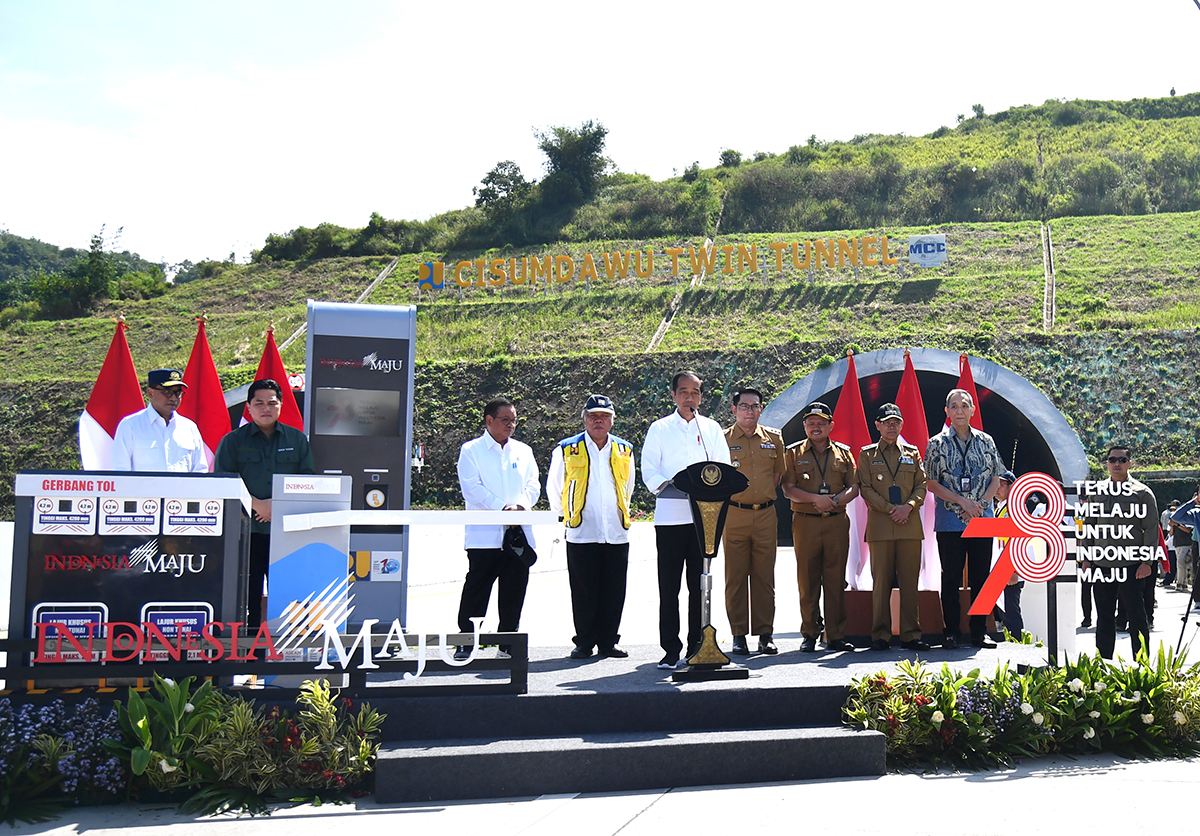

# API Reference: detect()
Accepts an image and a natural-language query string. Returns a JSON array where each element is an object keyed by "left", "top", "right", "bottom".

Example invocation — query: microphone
[{"left": 688, "top": 405, "right": 711, "bottom": 459}]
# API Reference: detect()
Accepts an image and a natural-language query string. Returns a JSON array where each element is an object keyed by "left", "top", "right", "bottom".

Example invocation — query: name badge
[
  {"left": 889, "top": 486, "right": 902, "bottom": 504},
  {"left": 960, "top": 476, "right": 972, "bottom": 492}
]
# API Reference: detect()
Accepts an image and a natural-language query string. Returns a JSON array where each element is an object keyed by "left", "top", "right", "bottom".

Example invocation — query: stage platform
[{"left": 370, "top": 640, "right": 1046, "bottom": 803}]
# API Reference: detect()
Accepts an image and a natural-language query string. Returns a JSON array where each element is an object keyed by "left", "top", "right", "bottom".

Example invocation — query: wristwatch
[{"left": 831, "top": 494, "right": 840, "bottom": 507}]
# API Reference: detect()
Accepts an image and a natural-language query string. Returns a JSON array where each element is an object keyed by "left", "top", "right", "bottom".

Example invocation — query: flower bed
[
  {"left": 0, "top": 676, "right": 384, "bottom": 823},
  {"left": 844, "top": 647, "right": 1200, "bottom": 769}
]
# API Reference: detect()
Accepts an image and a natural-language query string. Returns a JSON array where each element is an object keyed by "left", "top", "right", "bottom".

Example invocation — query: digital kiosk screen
[{"left": 311, "top": 387, "right": 401, "bottom": 437}]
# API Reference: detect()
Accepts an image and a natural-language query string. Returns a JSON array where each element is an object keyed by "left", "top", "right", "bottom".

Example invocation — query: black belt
[
  {"left": 794, "top": 511, "right": 845, "bottom": 518},
  {"left": 731, "top": 499, "right": 774, "bottom": 511}
]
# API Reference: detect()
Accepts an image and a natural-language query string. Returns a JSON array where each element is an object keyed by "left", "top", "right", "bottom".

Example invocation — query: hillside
[{"left": 1, "top": 209, "right": 1199, "bottom": 519}]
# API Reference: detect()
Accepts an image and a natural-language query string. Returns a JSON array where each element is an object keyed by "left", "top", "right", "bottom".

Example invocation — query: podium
[
  {"left": 669, "top": 461, "right": 750, "bottom": 683},
  {"left": 9, "top": 470, "right": 250, "bottom": 666}
]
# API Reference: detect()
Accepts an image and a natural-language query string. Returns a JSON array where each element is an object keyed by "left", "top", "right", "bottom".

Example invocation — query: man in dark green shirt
[{"left": 215, "top": 379, "right": 315, "bottom": 628}]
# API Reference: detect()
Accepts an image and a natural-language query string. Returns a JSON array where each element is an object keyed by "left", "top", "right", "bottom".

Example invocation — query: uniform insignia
[
  {"left": 729, "top": 445, "right": 742, "bottom": 451},
  {"left": 802, "top": 473, "right": 810, "bottom": 480},
  {"left": 877, "top": 473, "right": 884, "bottom": 480},
  {"left": 900, "top": 456, "right": 914, "bottom": 464},
  {"left": 761, "top": 443, "right": 776, "bottom": 449},
  {"left": 733, "top": 461, "right": 741, "bottom": 468}
]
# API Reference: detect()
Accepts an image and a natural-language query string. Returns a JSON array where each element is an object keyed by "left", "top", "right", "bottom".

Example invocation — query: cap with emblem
[
  {"left": 147, "top": 368, "right": 187, "bottom": 389},
  {"left": 875, "top": 403, "right": 902, "bottom": 421},
  {"left": 582, "top": 394, "right": 615, "bottom": 417},
  {"left": 801, "top": 401, "right": 832, "bottom": 421},
  {"left": 999, "top": 470, "right": 1017, "bottom": 483}
]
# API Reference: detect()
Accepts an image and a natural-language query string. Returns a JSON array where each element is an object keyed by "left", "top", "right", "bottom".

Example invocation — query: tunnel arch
[{"left": 760, "top": 347, "right": 1088, "bottom": 484}]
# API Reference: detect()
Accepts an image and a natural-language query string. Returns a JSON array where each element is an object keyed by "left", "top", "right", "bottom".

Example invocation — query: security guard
[
  {"left": 722, "top": 387, "right": 785, "bottom": 655},
  {"left": 857, "top": 403, "right": 929, "bottom": 651},
  {"left": 781, "top": 401, "right": 859, "bottom": 653},
  {"left": 214, "top": 378, "right": 315, "bottom": 629}
]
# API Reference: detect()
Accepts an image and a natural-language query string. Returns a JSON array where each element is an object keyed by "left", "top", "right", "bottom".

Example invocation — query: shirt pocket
[
  {"left": 236, "top": 448, "right": 263, "bottom": 465},
  {"left": 276, "top": 449, "right": 301, "bottom": 464}
]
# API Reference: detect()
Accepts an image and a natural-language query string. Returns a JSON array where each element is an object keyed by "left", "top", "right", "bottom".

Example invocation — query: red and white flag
[
  {"left": 830, "top": 351, "right": 873, "bottom": 587},
  {"left": 79, "top": 317, "right": 144, "bottom": 470},
  {"left": 240, "top": 326, "right": 303, "bottom": 430},
  {"left": 895, "top": 350, "right": 941, "bottom": 589},
  {"left": 177, "top": 317, "right": 230, "bottom": 471},
  {"left": 946, "top": 352, "right": 984, "bottom": 430}
]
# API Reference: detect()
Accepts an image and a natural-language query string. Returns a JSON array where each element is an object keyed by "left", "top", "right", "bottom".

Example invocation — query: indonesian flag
[
  {"left": 946, "top": 352, "right": 984, "bottom": 430},
  {"left": 177, "top": 317, "right": 230, "bottom": 471},
  {"left": 240, "top": 326, "right": 303, "bottom": 429},
  {"left": 830, "top": 352, "right": 873, "bottom": 588},
  {"left": 79, "top": 318, "right": 144, "bottom": 470},
  {"left": 895, "top": 351, "right": 941, "bottom": 589}
]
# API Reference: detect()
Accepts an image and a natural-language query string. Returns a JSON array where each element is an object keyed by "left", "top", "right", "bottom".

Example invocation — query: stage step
[{"left": 375, "top": 725, "right": 885, "bottom": 803}]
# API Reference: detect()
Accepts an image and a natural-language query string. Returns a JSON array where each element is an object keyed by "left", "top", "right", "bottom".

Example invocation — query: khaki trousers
[
  {"left": 722, "top": 506, "right": 777, "bottom": 636},
  {"left": 792, "top": 513, "right": 849, "bottom": 641},
  {"left": 868, "top": 539, "right": 923, "bottom": 643}
]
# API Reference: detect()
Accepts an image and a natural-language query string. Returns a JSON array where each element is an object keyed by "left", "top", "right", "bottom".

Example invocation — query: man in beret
[
  {"left": 548, "top": 394, "right": 636, "bottom": 660},
  {"left": 111, "top": 368, "right": 208, "bottom": 473},
  {"left": 858, "top": 403, "right": 929, "bottom": 651},
  {"left": 781, "top": 401, "right": 860, "bottom": 653}
]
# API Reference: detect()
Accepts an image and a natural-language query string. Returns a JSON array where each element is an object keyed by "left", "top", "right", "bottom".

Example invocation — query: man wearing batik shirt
[{"left": 924, "top": 388, "right": 1006, "bottom": 649}]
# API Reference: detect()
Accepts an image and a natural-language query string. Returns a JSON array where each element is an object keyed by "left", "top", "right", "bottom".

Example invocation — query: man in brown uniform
[
  {"left": 722, "top": 387, "right": 785, "bottom": 655},
  {"left": 857, "top": 403, "right": 930, "bottom": 651},
  {"left": 781, "top": 401, "right": 860, "bottom": 653}
]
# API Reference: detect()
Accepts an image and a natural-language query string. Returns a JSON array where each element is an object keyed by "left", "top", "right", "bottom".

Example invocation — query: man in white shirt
[
  {"left": 641, "top": 371, "right": 731, "bottom": 670},
  {"left": 111, "top": 368, "right": 208, "bottom": 473},
  {"left": 548, "top": 395, "right": 636, "bottom": 660},
  {"left": 455, "top": 397, "right": 541, "bottom": 658}
]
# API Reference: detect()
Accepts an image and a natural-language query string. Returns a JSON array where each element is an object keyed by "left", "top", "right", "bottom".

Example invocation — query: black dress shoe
[
  {"left": 600, "top": 646, "right": 628, "bottom": 658},
  {"left": 902, "top": 639, "right": 932, "bottom": 651},
  {"left": 686, "top": 642, "right": 701, "bottom": 660},
  {"left": 1079, "top": 618, "right": 1092, "bottom": 629},
  {"left": 569, "top": 645, "right": 594, "bottom": 659},
  {"left": 826, "top": 639, "right": 856, "bottom": 652},
  {"left": 800, "top": 636, "right": 817, "bottom": 652},
  {"left": 971, "top": 636, "right": 997, "bottom": 649},
  {"left": 942, "top": 636, "right": 959, "bottom": 649},
  {"left": 871, "top": 639, "right": 891, "bottom": 651},
  {"left": 757, "top": 635, "right": 778, "bottom": 655},
  {"left": 731, "top": 635, "right": 750, "bottom": 655}
]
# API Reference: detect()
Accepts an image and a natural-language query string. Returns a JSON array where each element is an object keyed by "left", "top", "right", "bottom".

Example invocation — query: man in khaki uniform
[
  {"left": 781, "top": 401, "right": 860, "bottom": 653},
  {"left": 722, "top": 387, "right": 785, "bottom": 655},
  {"left": 857, "top": 403, "right": 929, "bottom": 651}
]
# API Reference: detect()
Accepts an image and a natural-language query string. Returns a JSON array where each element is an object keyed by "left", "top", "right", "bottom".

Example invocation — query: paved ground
[{"left": 23, "top": 752, "right": 1200, "bottom": 836}]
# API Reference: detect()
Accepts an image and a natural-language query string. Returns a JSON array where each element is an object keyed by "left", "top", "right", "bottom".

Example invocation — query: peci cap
[
  {"left": 875, "top": 403, "right": 902, "bottom": 421},
  {"left": 801, "top": 401, "right": 832, "bottom": 421},
  {"left": 147, "top": 368, "right": 187, "bottom": 389},
  {"left": 999, "top": 470, "right": 1017, "bottom": 483},
  {"left": 582, "top": 394, "right": 616, "bottom": 417}
]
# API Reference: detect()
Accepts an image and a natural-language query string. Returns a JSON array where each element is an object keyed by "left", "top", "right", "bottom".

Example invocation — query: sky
[{"left": 1, "top": 0, "right": 1198, "bottom": 266}]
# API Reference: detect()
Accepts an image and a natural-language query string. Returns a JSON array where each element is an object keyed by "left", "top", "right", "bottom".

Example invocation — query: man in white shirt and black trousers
[
  {"left": 455, "top": 397, "right": 541, "bottom": 659},
  {"left": 641, "top": 371, "right": 732, "bottom": 670},
  {"left": 111, "top": 368, "right": 208, "bottom": 473}
]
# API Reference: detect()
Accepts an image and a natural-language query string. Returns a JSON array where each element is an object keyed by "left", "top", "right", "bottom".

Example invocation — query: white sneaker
[{"left": 496, "top": 649, "right": 512, "bottom": 660}]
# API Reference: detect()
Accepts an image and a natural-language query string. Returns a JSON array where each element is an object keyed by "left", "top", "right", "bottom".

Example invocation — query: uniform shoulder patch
[{"left": 833, "top": 440, "right": 851, "bottom": 452}]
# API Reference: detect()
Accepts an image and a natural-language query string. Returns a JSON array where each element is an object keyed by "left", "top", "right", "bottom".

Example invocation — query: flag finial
[
  {"left": 903, "top": 347, "right": 910, "bottom": 357},
  {"left": 195, "top": 313, "right": 208, "bottom": 325},
  {"left": 845, "top": 348, "right": 853, "bottom": 357},
  {"left": 267, "top": 321, "right": 275, "bottom": 335}
]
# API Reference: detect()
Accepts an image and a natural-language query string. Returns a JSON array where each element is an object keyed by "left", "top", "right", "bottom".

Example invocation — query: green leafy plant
[{"left": 105, "top": 675, "right": 222, "bottom": 792}]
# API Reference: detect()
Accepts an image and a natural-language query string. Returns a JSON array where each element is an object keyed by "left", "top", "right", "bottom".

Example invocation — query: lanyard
[
  {"left": 813, "top": 445, "right": 832, "bottom": 488},
  {"left": 952, "top": 432, "right": 974, "bottom": 479},
  {"left": 875, "top": 445, "right": 901, "bottom": 486}
]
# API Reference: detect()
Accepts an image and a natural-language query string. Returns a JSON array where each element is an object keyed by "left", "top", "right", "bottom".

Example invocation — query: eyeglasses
[
  {"left": 151, "top": 387, "right": 183, "bottom": 397},
  {"left": 491, "top": 416, "right": 518, "bottom": 425},
  {"left": 1107, "top": 456, "right": 1129, "bottom": 464},
  {"left": 736, "top": 403, "right": 763, "bottom": 412}
]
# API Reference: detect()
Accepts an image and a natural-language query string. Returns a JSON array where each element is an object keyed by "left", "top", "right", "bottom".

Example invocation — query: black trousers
[
  {"left": 247, "top": 532, "right": 271, "bottom": 629},
  {"left": 656, "top": 524, "right": 703, "bottom": 658},
  {"left": 567, "top": 541, "right": 629, "bottom": 651},
  {"left": 457, "top": 547, "right": 531, "bottom": 635},
  {"left": 937, "top": 530, "right": 993, "bottom": 640},
  {"left": 1093, "top": 573, "right": 1150, "bottom": 660},
  {"left": 1081, "top": 580, "right": 1097, "bottom": 621}
]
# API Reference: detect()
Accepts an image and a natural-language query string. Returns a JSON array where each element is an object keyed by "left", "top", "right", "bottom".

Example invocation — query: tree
[
  {"left": 473, "top": 161, "right": 533, "bottom": 221},
  {"left": 719, "top": 149, "right": 742, "bottom": 168},
  {"left": 534, "top": 120, "right": 609, "bottom": 208},
  {"left": 31, "top": 230, "right": 118, "bottom": 318},
  {"left": 972, "top": 103, "right": 985, "bottom": 118}
]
